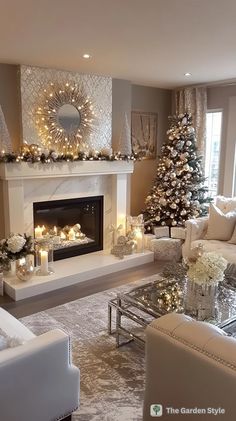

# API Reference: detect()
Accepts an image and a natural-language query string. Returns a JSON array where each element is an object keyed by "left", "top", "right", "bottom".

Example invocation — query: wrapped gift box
[
  {"left": 153, "top": 226, "right": 170, "bottom": 238},
  {"left": 150, "top": 238, "right": 183, "bottom": 261},
  {"left": 170, "top": 227, "right": 186, "bottom": 240}
]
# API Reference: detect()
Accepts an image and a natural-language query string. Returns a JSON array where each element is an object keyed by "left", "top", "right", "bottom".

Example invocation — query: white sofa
[
  {"left": 144, "top": 313, "right": 236, "bottom": 420},
  {"left": 0, "top": 307, "right": 80, "bottom": 421},
  {"left": 182, "top": 196, "right": 236, "bottom": 263}
]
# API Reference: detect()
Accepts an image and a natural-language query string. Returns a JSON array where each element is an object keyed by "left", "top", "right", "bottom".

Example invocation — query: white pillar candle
[
  {"left": 40, "top": 250, "right": 48, "bottom": 274},
  {"left": 19, "top": 257, "right": 26, "bottom": 266},
  {"left": 68, "top": 228, "right": 76, "bottom": 241},
  {"left": 35, "top": 225, "right": 43, "bottom": 239},
  {"left": 53, "top": 226, "right": 57, "bottom": 235},
  {"left": 135, "top": 230, "right": 143, "bottom": 253}
]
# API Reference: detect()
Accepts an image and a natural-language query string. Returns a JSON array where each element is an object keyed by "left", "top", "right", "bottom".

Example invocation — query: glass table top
[{"left": 117, "top": 277, "right": 236, "bottom": 328}]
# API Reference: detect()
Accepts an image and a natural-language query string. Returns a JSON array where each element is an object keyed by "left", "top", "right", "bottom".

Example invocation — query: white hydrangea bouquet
[
  {"left": 0, "top": 233, "right": 34, "bottom": 270},
  {"left": 187, "top": 247, "right": 227, "bottom": 285}
]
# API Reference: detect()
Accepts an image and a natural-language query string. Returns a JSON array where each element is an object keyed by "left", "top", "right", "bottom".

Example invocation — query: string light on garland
[
  {"left": 0, "top": 144, "right": 141, "bottom": 164},
  {"left": 35, "top": 82, "right": 96, "bottom": 154}
]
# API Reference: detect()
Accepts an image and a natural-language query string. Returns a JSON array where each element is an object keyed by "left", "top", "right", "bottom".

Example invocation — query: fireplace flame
[
  {"left": 60, "top": 231, "right": 66, "bottom": 240},
  {"left": 68, "top": 228, "right": 76, "bottom": 241}
]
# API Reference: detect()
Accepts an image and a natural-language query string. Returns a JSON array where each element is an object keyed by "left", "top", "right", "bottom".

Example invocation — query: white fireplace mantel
[
  {"left": 0, "top": 161, "right": 134, "bottom": 241},
  {"left": 0, "top": 160, "right": 134, "bottom": 180}
]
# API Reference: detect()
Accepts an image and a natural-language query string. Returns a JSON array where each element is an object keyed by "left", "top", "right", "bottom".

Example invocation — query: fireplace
[{"left": 33, "top": 196, "right": 103, "bottom": 261}]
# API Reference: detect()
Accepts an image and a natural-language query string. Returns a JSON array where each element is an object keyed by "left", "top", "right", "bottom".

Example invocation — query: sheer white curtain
[{"left": 175, "top": 87, "right": 207, "bottom": 156}]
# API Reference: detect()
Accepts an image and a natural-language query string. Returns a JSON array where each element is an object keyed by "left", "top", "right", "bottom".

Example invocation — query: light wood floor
[{"left": 0, "top": 261, "right": 163, "bottom": 319}]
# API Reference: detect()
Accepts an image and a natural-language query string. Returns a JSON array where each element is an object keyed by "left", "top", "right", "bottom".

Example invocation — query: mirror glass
[{"left": 57, "top": 104, "right": 81, "bottom": 133}]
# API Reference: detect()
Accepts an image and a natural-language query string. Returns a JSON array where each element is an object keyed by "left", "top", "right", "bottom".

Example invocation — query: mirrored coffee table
[{"left": 108, "top": 277, "right": 236, "bottom": 347}]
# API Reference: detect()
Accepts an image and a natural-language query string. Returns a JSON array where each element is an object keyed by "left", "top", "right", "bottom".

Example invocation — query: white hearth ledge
[
  {"left": 4, "top": 250, "right": 154, "bottom": 301},
  {"left": 0, "top": 161, "right": 134, "bottom": 180}
]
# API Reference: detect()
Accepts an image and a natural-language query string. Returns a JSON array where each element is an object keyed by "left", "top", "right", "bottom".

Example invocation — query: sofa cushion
[
  {"left": 215, "top": 196, "right": 236, "bottom": 213},
  {"left": 0, "top": 308, "right": 35, "bottom": 342},
  {"left": 205, "top": 204, "right": 236, "bottom": 241},
  {"left": 228, "top": 223, "right": 236, "bottom": 244},
  {"left": 192, "top": 239, "right": 236, "bottom": 264}
]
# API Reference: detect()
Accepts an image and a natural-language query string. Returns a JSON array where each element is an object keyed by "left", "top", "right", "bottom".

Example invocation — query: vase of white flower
[
  {"left": 0, "top": 233, "right": 34, "bottom": 277},
  {"left": 185, "top": 279, "right": 218, "bottom": 320},
  {"left": 185, "top": 251, "right": 227, "bottom": 321}
]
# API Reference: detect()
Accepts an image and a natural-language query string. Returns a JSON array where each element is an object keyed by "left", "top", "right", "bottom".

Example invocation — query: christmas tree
[{"left": 143, "top": 113, "right": 209, "bottom": 232}]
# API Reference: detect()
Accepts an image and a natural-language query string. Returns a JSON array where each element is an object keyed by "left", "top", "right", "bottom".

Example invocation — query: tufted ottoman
[{"left": 150, "top": 237, "right": 183, "bottom": 261}]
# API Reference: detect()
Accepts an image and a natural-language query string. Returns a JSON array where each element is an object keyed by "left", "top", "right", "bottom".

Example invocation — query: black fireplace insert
[{"left": 33, "top": 196, "right": 103, "bottom": 261}]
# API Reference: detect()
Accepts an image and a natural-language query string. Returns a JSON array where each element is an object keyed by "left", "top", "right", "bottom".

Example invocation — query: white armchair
[
  {"left": 182, "top": 196, "right": 236, "bottom": 263},
  {"left": 143, "top": 313, "right": 236, "bottom": 420},
  {"left": 0, "top": 308, "right": 79, "bottom": 421},
  {"left": 182, "top": 216, "right": 208, "bottom": 258}
]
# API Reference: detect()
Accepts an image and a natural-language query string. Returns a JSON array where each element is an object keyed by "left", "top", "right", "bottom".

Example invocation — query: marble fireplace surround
[
  {"left": 0, "top": 161, "right": 154, "bottom": 300},
  {"left": 0, "top": 160, "right": 133, "bottom": 244}
]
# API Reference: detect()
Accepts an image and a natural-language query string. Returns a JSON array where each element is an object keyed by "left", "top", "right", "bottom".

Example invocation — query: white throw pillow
[
  {"left": 215, "top": 196, "right": 236, "bottom": 214},
  {"left": 205, "top": 204, "right": 236, "bottom": 241},
  {"left": 228, "top": 224, "right": 236, "bottom": 244},
  {"left": 0, "top": 328, "right": 25, "bottom": 350}
]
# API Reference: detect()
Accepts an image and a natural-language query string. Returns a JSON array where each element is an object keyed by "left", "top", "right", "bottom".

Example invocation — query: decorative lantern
[
  {"left": 127, "top": 214, "right": 144, "bottom": 253},
  {"left": 35, "top": 238, "right": 54, "bottom": 276}
]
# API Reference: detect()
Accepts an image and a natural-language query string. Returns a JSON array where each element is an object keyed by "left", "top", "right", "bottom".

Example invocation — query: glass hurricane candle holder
[
  {"left": 35, "top": 238, "right": 54, "bottom": 276},
  {"left": 132, "top": 224, "right": 144, "bottom": 253},
  {"left": 127, "top": 215, "right": 145, "bottom": 254}
]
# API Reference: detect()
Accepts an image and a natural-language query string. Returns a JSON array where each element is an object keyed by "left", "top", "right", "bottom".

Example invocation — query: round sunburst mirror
[{"left": 35, "top": 82, "right": 96, "bottom": 154}]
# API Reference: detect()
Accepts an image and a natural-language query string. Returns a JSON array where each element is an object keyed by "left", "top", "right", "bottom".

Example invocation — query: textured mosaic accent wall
[{"left": 20, "top": 65, "right": 112, "bottom": 151}]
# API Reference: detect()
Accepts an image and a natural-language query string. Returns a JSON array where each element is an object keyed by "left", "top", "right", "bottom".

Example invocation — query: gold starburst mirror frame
[{"left": 35, "top": 82, "right": 96, "bottom": 154}]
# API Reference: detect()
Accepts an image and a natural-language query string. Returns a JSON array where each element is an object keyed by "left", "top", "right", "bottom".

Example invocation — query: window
[{"left": 205, "top": 111, "right": 222, "bottom": 197}]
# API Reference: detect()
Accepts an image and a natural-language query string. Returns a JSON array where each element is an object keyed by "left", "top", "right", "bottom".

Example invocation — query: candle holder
[
  {"left": 35, "top": 238, "right": 54, "bottom": 276},
  {"left": 127, "top": 215, "right": 145, "bottom": 253}
]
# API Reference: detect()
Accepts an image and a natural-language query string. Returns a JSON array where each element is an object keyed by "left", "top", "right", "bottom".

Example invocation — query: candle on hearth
[
  {"left": 35, "top": 225, "right": 43, "bottom": 239},
  {"left": 18, "top": 257, "right": 26, "bottom": 266},
  {"left": 53, "top": 226, "right": 57, "bottom": 235},
  {"left": 135, "top": 229, "right": 143, "bottom": 253},
  {"left": 68, "top": 228, "right": 76, "bottom": 241},
  {"left": 40, "top": 250, "right": 48, "bottom": 274}
]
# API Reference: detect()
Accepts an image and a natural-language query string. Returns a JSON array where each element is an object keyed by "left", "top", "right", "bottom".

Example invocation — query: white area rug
[{"left": 21, "top": 274, "right": 160, "bottom": 421}]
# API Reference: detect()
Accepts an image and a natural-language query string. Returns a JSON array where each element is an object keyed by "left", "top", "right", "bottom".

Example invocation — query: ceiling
[{"left": 0, "top": 0, "right": 236, "bottom": 89}]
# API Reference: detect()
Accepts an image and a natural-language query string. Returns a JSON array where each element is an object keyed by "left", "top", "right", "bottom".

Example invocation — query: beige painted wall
[
  {"left": 207, "top": 85, "right": 236, "bottom": 195},
  {"left": 0, "top": 64, "right": 21, "bottom": 150},
  {"left": 131, "top": 85, "right": 172, "bottom": 215},
  {"left": 0, "top": 67, "right": 172, "bottom": 218},
  {"left": 112, "top": 79, "right": 131, "bottom": 152}
]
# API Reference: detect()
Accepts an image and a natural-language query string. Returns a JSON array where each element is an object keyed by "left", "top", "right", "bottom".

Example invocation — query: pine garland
[{"left": 0, "top": 149, "right": 140, "bottom": 164}]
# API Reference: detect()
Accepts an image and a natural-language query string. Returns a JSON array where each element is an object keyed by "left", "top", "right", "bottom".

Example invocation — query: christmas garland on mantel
[{"left": 0, "top": 145, "right": 141, "bottom": 164}]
